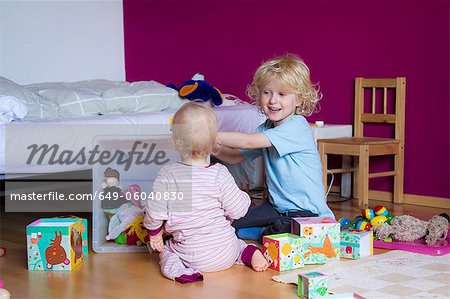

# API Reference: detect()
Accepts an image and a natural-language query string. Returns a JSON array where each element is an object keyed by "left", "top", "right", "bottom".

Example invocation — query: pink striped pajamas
[{"left": 143, "top": 163, "right": 256, "bottom": 282}]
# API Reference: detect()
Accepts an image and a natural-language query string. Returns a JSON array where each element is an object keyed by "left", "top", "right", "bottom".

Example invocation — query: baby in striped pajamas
[{"left": 143, "top": 102, "right": 268, "bottom": 284}]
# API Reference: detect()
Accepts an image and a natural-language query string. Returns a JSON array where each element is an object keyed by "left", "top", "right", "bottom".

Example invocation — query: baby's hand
[{"left": 149, "top": 229, "right": 165, "bottom": 252}]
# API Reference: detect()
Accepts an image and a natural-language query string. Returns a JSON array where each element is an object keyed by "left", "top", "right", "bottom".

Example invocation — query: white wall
[{"left": 0, "top": 0, "right": 125, "bottom": 84}]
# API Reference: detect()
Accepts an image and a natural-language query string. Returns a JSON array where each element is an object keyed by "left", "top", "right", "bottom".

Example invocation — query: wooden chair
[{"left": 317, "top": 77, "right": 406, "bottom": 209}]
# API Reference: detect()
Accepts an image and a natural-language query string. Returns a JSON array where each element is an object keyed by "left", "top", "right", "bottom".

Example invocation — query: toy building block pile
[
  {"left": 262, "top": 209, "right": 398, "bottom": 270},
  {"left": 263, "top": 217, "right": 341, "bottom": 271}
]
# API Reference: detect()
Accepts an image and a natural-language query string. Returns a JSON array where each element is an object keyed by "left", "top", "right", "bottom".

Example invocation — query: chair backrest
[{"left": 354, "top": 77, "right": 406, "bottom": 145}]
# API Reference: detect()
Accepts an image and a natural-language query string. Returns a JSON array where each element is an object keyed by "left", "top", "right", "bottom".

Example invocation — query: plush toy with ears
[
  {"left": 373, "top": 213, "right": 449, "bottom": 245},
  {"left": 167, "top": 73, "right": 223, "bottom": 106}
]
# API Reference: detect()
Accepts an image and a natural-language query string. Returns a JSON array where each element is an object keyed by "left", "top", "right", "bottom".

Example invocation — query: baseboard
[
  {"left": 330, "top": 186, "right": 450, "bottom": 209},
  {"left": 369, "top": 190, "right": 450, "bottom": 209}
]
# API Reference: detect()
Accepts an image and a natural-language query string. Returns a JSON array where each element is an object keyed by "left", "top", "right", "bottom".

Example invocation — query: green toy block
[{"left": 298, "top": 271, "right": 329, "bottom": 298}]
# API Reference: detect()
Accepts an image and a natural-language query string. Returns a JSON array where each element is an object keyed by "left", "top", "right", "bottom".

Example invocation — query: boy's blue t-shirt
[{"left": 241, "top": 115, "right": 334, "bottom": 218}]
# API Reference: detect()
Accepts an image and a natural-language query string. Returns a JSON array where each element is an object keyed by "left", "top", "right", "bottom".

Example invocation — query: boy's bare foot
[{"left": 251, "top": 250, "right": 268, "bottom": 272}]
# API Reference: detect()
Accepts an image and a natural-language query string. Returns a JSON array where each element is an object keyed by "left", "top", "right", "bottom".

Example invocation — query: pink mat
[{"left": 373, "top": 229, "right": 450, "bottom": 255}]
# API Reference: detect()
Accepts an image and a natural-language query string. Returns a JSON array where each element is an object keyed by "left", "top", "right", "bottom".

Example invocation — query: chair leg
[
  {"left": 341, "top": 155, "right": 352, "bottom": 198},
  {"left": 318, "top": 143, "right": 328, "bottom": 196},
  {"left": 393, "top": 146, "right": 405, "bottom": 204},
  {"left": 358, "top": 145, "right": 369, "bottom": 209},
  {"left": 353, "top": 155, "right": 359, "bottom": 200}
]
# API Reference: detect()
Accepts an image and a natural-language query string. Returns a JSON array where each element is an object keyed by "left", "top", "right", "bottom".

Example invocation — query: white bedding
[
  {"left": 0, "top": 96, "right": 27, "bottom": 123},
  {"left": 0, "top": 76, "right": 249, "bottom": 122}
]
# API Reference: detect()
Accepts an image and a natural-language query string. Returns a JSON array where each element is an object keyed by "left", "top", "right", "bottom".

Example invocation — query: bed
[{"left": 0, "top": 76, "right": 265, "bottom": 189}]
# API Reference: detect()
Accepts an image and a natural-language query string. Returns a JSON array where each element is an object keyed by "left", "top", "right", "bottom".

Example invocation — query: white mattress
[{"left": 1, "top": 104, "right": 265, "bottom": 177}]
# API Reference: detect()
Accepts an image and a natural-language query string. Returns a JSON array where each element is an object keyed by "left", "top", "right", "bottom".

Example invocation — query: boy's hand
[{"left": 149, "top": 229, "right": 165, "bottom": 252}]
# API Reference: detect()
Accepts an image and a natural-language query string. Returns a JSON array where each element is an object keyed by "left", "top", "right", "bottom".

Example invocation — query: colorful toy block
[
  {"left": 262, "top": 233, "right": 305, "bottom": 271},
  {"left": 298, "top": 271, "right": 329, "bottom": 298},
  {"left": 27, "top": 217, "right": 88, "bottom": 271},
  {"left": 340, "top": 229, "right": 373, "bottom": 259},
  {"left": 291, "top": 217, "right": 340, "bottom": 264}
]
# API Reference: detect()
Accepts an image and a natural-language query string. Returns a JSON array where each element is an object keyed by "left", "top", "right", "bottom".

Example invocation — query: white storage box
[{"left": 92, "top": 135, "right": 180, "bottom": 253}]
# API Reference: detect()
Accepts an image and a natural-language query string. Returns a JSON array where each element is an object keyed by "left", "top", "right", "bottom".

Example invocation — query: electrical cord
[{"left": 326, "top": 169, "right": 334, "bottom": 197}]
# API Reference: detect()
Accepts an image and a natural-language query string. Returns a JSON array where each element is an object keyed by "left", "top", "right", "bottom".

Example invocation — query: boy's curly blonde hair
[
  {"left": 246, "top": 54, "right": 322, "bottom": 116},
  {"left": 171, "top": 102, "right": 218, "bottom": 160}
]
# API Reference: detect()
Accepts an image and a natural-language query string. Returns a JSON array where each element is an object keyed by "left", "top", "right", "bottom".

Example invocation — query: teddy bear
[
  {"left": 167, "top": 73, "right": 223, "bottom": 106},
  {"left": 373, "top": 213, "right": 449, "bottom": 245}
]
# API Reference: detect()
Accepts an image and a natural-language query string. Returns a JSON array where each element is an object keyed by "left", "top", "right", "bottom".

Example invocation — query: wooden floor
[{"left": 0, "top": 195, "right": 448, "bottom": 299}]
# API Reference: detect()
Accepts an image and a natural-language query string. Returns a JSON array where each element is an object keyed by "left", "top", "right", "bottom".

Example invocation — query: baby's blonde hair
[
  {"left": 247, "top": 53, "right": 322, "bottom": 116},
  {"left": 172, "top": 102, "right": 218, "bottom": 160}
]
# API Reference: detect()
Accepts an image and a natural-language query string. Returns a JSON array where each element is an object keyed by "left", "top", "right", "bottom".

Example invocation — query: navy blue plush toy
[{"left": 167, "top": 73, "right": 223, "bottom": 106}]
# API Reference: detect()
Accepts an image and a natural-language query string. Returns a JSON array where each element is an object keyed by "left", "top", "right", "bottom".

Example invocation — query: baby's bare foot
[{"left": 251, "top": 250, "right": 268, "bottom": 272}]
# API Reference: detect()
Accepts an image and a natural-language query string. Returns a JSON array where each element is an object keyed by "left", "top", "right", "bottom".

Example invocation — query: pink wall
[{"left": 123, "top": 0, "right": 449, "bottom": 199}]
